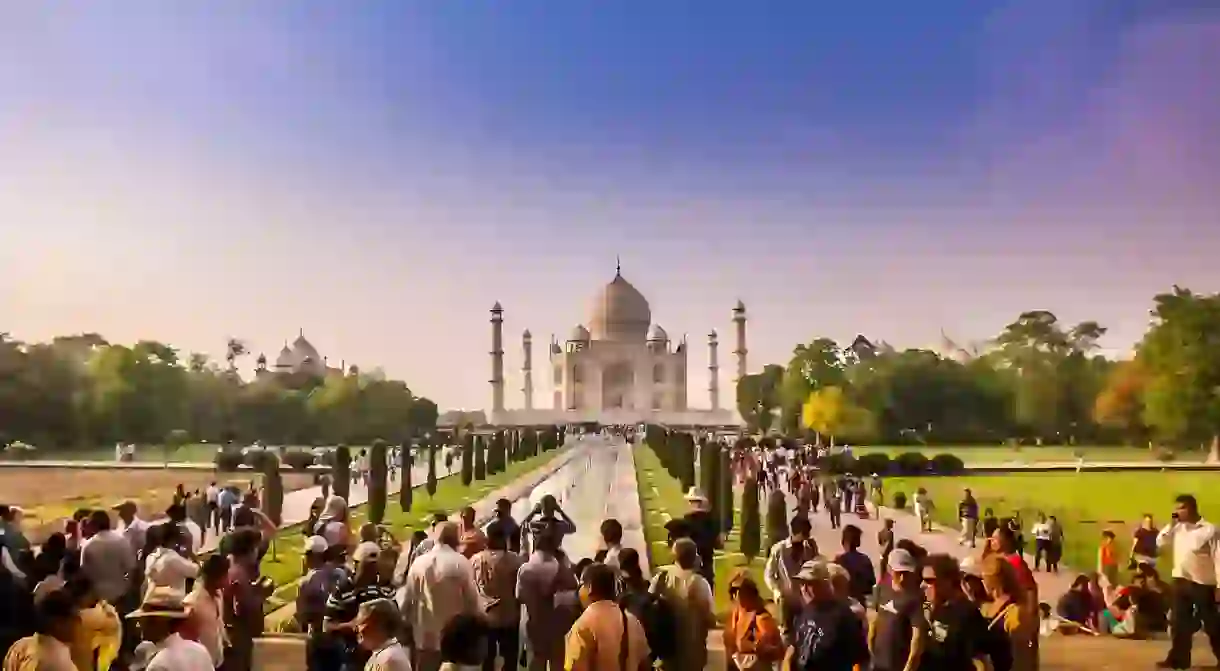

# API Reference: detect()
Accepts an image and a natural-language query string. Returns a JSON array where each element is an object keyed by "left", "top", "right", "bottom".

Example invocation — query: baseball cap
[
  {"left": 303, "top": 535, "right": 329, "bottom": 555},
  {"left": 353, "top": 541, "right": 381, "bottom": 563},
  {"left": 793, "top": 559, "right": 831, "bottom": 582},
  {"left": 887, "top": 548, "right": 917, "bottom": 574}
]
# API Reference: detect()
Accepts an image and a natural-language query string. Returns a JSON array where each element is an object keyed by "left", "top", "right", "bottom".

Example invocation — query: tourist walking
[
  {"left": 516, "top": 527, "right": 578, "bottom": 671},
  {"left": 1130, "top": 513, "right": 1159, "bottom": 568},
  {"left": 868, "top": 548, "right": 925, "bottom": 671},
  {"left": 3, "top": 589, "right": 80, "bottom": 671},
  {"left": 649, "top": 538, "right": 715, "bottom": 671},
  {"left": 402, "top": 523, "right": 480, "bottom": 671},
  {"left": 353, "top": 599, "right": 412, "bottom": 671},
  {"left": 979, "top": 554, "right": 1036, "bottom": 671},
  {"left": 184, "top": 554, "right": 228, "bottom": 669},
  {"left": 915, "top": 554, "right": 988, "bottom": 671},
  {"left": 958, "top": 489, "right": 979, "bottom": 548},
  {"left": 914, "top": 489, "right": 933, "bottom": 533},
  {"left": 763, "top": 516, "right": 818, "bottom": 640},
  {"left": 789, "top": 559, "right": 869, "bottom": 671},
  {"left": 79, "top": 510, "right": 135, "bottom": 608},
  {"left": 1030, "top": 514, "right": 1052, "bottom": 571},
  {"left": 471, "top": 524, "right": 523, "bottom": 671},
  {"left": 676, "top": 488, "right": 722, "bottom": 589},
  {"left": 126, "top": 586, "right": 215, "bottom": 671},
  {"left": 833, "top": 525, "right": 875, "bottom": 605},
  {"left": 564, "top": 563, "right": 651, "bottom": 671},
  {"left": 485, "top": 498, "right": 522, "bottom": 554},
  {"left": 1156, "top": 494, "right": 1220, "bottom": 670},
  {"left": 723, "top": 573, "right": 783, "bottom": 671},
  {"left": 224, "top": 529, "right": 272, "bottom": 671}
]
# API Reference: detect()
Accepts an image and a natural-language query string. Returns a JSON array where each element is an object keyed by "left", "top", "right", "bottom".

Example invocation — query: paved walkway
[{"left": 776, "top": 484, "right": 1076, "bottom": 602}]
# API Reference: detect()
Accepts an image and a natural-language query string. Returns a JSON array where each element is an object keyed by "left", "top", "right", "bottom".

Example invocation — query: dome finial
[{"left": 615, "top": 255, "right": 621, "bottom": 277}]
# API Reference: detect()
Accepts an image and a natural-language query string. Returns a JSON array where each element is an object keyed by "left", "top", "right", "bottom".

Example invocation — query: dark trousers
[
  {"left": 484, "top": 625, "right": 520, "bottom": 671},
  {"left": 1166, "top": 578, "right": 1220, "bottom": 668},
  {"left": 1033, "top": 539, "right": 1051, "bottom": 570},
  {"left": 828, "top": 506, "right": 841, "bottom": 529}
]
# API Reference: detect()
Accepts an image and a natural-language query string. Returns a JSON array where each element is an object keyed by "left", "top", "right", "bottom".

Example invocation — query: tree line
[
  {"left": 0, "top": 332, "right": 439, "bottom": 451},
  {"left": 736, "top": 286, "right": 1220, "bottom": 455}
]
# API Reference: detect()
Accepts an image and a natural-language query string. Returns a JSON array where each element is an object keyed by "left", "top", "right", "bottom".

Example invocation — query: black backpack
[{"left": 618, "top": 588, "right": 678, "bottom": 661}]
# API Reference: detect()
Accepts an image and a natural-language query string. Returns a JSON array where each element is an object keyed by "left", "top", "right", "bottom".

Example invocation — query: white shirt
[
  {"left": 145, "top": 547, "right": 200, "bottom": 593},
  {"left": 146, "top": 633, "right": 215, "bottom": 671},
  {"left": 182, "top": 520, "right": 203, "bottom": 555},
  {"left": 1031, "top": 522, "right": 1052, "bottom": 541},
  {"left": 1157, "top": 519, "right": 1220, "bottom": 585},
  {"left": 365, "top": 638, "right": 413, "bottom": 670},
  {"left": 206, "top": 486, "right": 219, "bottom": 504}
]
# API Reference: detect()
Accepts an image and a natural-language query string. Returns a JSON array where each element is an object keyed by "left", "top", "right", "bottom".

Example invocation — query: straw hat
[
  {"left": 126, "top": 586, "right": 191, "bottom": 619},
  {"left": 684, "top": 487, "right": 708, "bottom": 504}
]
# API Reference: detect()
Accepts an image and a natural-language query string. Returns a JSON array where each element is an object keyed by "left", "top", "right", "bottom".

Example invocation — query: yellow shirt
[
  {"left": 2, "top": 634, "right": 78, "bottom": 671},
  {"left": 70, "top": 602, "right": 122, "bottom": 671},
  {"left": 563, "top": 601, "right": 650, "bottom": 671}
]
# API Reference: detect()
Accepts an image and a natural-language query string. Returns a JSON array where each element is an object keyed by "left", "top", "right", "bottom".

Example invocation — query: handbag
[{"left": 731, "top": 614, "right": 763, "bottom": 671}]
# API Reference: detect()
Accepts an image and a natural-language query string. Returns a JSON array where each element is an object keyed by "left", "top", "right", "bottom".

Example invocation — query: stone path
[{"left": 776, "top": 484, "right": 1076, "bottom": 602}]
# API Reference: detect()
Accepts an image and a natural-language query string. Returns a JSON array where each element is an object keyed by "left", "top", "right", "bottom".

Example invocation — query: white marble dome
[{"left": 587, "top": 270, "right": 652, "bottom": 342}]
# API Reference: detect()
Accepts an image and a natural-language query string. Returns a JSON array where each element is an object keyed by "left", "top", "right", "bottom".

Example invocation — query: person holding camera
[{"left": 1155, "top": 494, "right": 1220, "bottom": 670}]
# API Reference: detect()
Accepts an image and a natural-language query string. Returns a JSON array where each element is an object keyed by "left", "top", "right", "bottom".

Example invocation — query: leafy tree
[
  {"left": 801, "top": 386, "right": 876, "bottom": 446},
  {"left": 1094, "top": 360, "right": 1149, "bottom": 444},
  {"left": 1137, "top": 287, "right": 1220, "bottom": 459},
  {"left": 736, "top": 364, "right": 784, "bottom": 434},
  {"left": 164, "top": 428, "right": 190, "bottom": 465}
]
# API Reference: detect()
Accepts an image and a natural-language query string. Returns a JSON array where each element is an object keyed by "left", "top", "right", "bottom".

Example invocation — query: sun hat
[
  {"left": 353, "top": 541, "right": 381, "bottom": 563},
  {"left": 959, "top": 555, "right": 982, "bottom": 577},
  {"left": 126, "top": 586, "right": 191, "bottom": 619},
  {"left": 684, "top": 487, "right": 708, "bottom": 504},
  {"left": 303, "top": 535, "right": 329, "bottom": 555},
  {"left": 887, "top": 548, "right": 918, "bottom": 574},
  {"left": 793, "top": 559, "right": 831, "bottom": 582}
]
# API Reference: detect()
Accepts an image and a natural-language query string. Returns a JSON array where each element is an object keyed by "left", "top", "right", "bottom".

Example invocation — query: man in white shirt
[
  {"left": 80, "top": 510, "right": 136, "bottom": 605},
  {"left": 1156, "top": 493, "right": 1220, "bottom": 670},
  {"left": 401, "top": 522, "right": 479, "bottom": 671}
]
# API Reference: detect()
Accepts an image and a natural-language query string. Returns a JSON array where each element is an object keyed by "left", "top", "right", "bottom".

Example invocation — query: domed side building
[
  {"left": 254, "top": 329, "right": 348, "bottom": 380},
  {"left": 486, "top": 263, "right": 746, "bottom": 427}
]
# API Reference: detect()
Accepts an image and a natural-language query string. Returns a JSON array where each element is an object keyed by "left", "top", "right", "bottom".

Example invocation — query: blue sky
[{"left": 2, "top": 1, "right": 1218, "bottom": 409}]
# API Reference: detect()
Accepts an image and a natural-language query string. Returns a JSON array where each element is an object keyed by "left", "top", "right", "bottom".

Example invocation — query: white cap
[
  {"left": 353, "top": 541, "right": 381, "bottom": 563},
  {"left": 887, "top": 548, "right": 917, "bottom": 573},
  {"left": 303, "top": 535, "right": 329, "bottom": 555}
]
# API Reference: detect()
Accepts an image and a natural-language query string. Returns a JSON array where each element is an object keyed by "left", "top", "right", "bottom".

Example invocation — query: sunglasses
[{"left": 920, "top": 575, "right": 937, "bottom": 584}]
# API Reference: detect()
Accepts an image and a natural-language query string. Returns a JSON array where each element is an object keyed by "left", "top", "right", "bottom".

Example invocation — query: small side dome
[
  {"left": 568, "top": 324, "right": 590, "bottom": 342},
  {"left": 647, "top": 324, "right": 668, "bottom": 341},
  {"left": 274, "top": 344, "right": 293, "bottom": 368}
]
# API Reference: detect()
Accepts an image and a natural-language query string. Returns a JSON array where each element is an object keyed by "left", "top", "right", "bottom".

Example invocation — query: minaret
[
  {"left": 490, "top": 302, "right": 505, "bottom": 413},
  {"left": 522, "top": 329, "right": 534, "bottom": 410},
  {"left": 708, "top": 330, "right": 720, "bottom": 411},
  {"left": 732, "top": 300, "right": 748, "bottom": 385}
]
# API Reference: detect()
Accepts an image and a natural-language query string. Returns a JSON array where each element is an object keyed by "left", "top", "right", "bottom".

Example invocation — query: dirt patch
[{"left": 1, "top": 468, "right": 314, "bottom": 544}]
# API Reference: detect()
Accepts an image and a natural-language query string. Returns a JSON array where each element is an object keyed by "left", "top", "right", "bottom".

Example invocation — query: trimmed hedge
[{"left": 282, "top": 450, "right": 316, "bottom": 471}]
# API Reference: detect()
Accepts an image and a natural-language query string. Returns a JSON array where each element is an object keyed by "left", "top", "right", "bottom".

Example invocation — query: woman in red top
[{"left": 991, "top": 524, "right": 1039, "bottom": 615}]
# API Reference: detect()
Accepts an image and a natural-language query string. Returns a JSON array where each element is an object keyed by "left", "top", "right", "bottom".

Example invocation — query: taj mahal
[{"left": 487, "top": 263, "right": 744, "bottom": 427}]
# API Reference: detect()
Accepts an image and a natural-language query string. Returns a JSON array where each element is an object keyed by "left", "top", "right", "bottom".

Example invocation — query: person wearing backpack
[
  {"left": 649, "top": 538, "right": 716, "bottom": 671},
  {"left": 616, "top": 549, "right": 677, "bottom": 664},
  {"left": 566, "top": 563, "right": 651, "bottom": 671}
]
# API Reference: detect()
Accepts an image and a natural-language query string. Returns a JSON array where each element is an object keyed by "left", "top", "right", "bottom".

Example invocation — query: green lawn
[
  {"left": 633, "top": 444, "right": 769, "bottom": 619},
  {"left": 852, "top": 445, "right": 1206, "bottom": 463},
  {"left": 4, "top": 443, "right": 224, "bottom": 463},
  {"left": 258, "top": 445, "right": 571, "bottom": 625},
  {"left": 884, "top": 471, "right": 1220, "bottom": 574}
]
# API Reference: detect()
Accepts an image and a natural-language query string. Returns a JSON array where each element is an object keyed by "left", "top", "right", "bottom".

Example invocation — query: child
[{"left": 1098, "top": 530, "right": 1120, "bottom": 594}]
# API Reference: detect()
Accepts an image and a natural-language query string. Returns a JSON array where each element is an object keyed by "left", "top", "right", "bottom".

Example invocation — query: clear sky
[{"left": 2, "top": 1, "right": 1218, "bottom": 410}]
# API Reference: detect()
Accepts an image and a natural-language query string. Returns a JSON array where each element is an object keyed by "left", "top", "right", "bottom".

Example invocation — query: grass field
[
  {"left": 884, "top": 471, "right": 1220, "bottom": 574},
  {"left": 1, "top": 468, "right": 315, "bottom": 545},
  {"left": 2, "top": 443, "right": 226, "bottom": 463},
  {"left": 852, "top": 445, "right": 1206, "bottom": 463},
  {"left": 634, "top": 444, "right": 769, "bottom": 619}
]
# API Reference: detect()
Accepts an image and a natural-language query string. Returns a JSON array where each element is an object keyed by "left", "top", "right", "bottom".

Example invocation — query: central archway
[{"left": 601, "top": 361, "right": 634, "bottom": 410}]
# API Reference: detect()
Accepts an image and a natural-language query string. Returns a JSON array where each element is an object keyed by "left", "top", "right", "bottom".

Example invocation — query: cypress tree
[
  {"left": 402, "top": 444, "right": 417, "bottom": 512},
  {"left": 719, "top": 446, "right": 734, "bottom": 534},
  {"left": 368, "top": 439, "right": 388, "bottom": 525},
  {"left": 698, "top": 439, "right": 717, "bottom": 503},
  {"left": 333, "top": 445, "right": 352, "bottom": 501},
  {"left": 741, "top": 476, "right": 761, "bottom": 561},
  {"left": 426, "top": 444, "right": 438, "bottom": 497},
  {"left": 262, "top": 452, "right": 284, "bottom": 527},
  {"left": 474, "top": 435, "right": 487, "bottom": 480},
  {"left": 678, "top": 433, "right": 696, "bottom": 492},
  {"left": 461, "top": 434, "right": 474, "bottom": 486},
  {"left": 766, "top": 489, "right": 789, "bottom": 549}
]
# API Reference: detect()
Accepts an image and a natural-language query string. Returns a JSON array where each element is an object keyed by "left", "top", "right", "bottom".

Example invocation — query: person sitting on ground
[
  {"left": 1129, "top": 564, "right": 1169, "bottom": 633},
  {"left": 1100, "top": 591, "right": 1141, "bottom": 639}
]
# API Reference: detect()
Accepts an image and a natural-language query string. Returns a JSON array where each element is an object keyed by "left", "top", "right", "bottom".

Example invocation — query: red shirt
[{"left": 1006, "top": 553, "right": 1037, "bottom": 592}]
